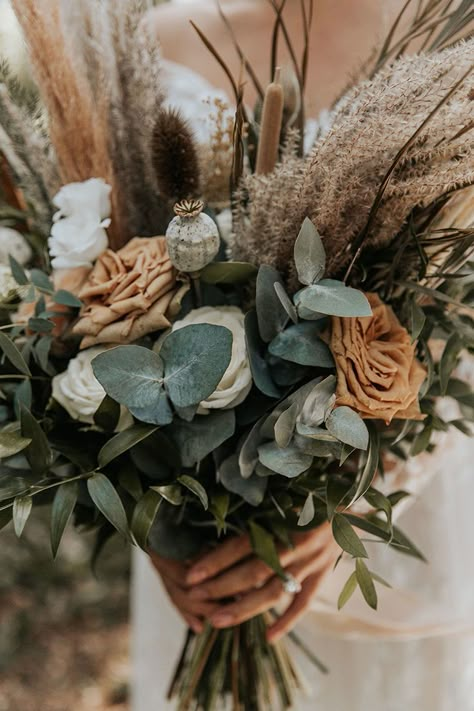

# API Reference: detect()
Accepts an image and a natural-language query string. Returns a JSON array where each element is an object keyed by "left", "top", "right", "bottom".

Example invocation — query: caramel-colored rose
[
  {"left": 73, "top": 237, "right": 188, "bottom": 348},
  {"left": 331, "top": 293, "right": 426, "bottom": 424}
]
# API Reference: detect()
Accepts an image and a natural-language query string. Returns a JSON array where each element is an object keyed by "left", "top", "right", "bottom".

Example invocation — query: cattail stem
[{"left": 255, "top": 68, "right": 284, "bottom": 175}]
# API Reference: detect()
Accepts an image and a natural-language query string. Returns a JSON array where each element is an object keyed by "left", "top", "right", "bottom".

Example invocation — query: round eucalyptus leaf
[
  {"left": 161, "top": 324, "right": 233, "bottom": 408},
  {"left": 166, "top": 410, "right": 235, "bottom": 468},
  {"left": 268, "top": 322, "right": 334, "bottom": 367},
  {"left": 219, "top": 454, "right": 267, "bottom": 506},
  {"left": 258, "top": 441, "right": 312, "bottom": 478},
  {"left": 326, "top": 406, "right": 369, "bottom": 450},
  {"left": 298, "top": 280, "right": 372, "bottom": 318}
]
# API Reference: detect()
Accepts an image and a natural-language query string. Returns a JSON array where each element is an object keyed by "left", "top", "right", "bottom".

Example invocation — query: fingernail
[
  {"left": 187, "top": 568, "right": 208, "bottom": 585},
  {"left": 210, "top": 613, "right": 234, "bottom": 628}
]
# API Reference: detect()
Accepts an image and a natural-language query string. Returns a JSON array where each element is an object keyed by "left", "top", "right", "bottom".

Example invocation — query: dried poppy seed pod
[{"left": 165, "top": 199, "right": 220, "bottom": 273}]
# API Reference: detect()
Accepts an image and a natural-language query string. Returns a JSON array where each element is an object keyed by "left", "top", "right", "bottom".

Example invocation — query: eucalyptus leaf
[
  {"left": 178, "top": 475, "right": 209, "bottom": 509},
  {"left": 249, "top": 521, "right": 284, "bottom": 576},
  {"left": 274, "top": 282, "right": 298, "bottom": 324},
  {"left": 298, "top": 280, "right": 372, "bottom": 318},
  {"left": 293, "top": 217, "right": 326, "bottom": 286},
  {"left": 130, "top": 430, "right": 180, "bottom": 481},
  {"left": 0, "top": 331, "right": 31, "bottom": 376},
  {"left": 92, "top": 346, "right": 169, "bottom": 424},
  {"left": 298, "top": 493, "right": 315, "bottom": 526},
  {"left": 131, "top": 489, "right": 162, "bottom": 549},
  {"left": 53, "top": 290, "right": 82, "bottom": 308},
  {"left": 326, "top": 406, "right": 369, "bottom": 450},
  {"left": 201, "top": 261, "right": 257, "bottom": 284},
  {"left": 9, "top": 255, "right": 29, "bottom": 285},
  {"left": 274, "top": 403, "right": 298, "bottom": 448},
  {"left": 34, "top": 336, "right": 52, "bottom": 373},
  {"left": 256, "top": 265, "right": 288, "bottom": 342},
  {"left": 161, "top": 324, "right": 233, "bottom": 408},
  {"left": 219, "top": 454, "right": 267, "bottom": 506},
  {"left": 332, "top": 513, "right": 368, "bottom": 558},
  {"left": 295, "top": 423, "right": 338, "bottom": 441},
  {"left": 299, "top": 375, "right": 336, "bottom": 427},
  {"left": 337, "top": 571, "right": 358, "bottom": 610},
  {"left": 166, "top": 410, "right": 235, "bottom": 468},
  {"left": 0, "top": 430, "right": 32, "bottom": 458},
  {"left": 51, "top": 481, "right": 78, "bottom": 557},
  {"left": 87, "top": 473, "right": 130, "bottom": 539},
  {"left": 269, "top": 322, "right": 334, "bottom": 368},
  {"left": 98, "top": 424, "right": 158, "bottom": 468},
  {"left": 94, "top": 394, "right": 121, "bottom": 432},
  {"left": 28, "top": 317, "right": 54, "bottom": 334},
  {"left": 30, "top": 269, "right": 54, "bottom": 293},
  {"left": 258, "top": 441, "right": 312, "bottom": 478},
  {"left": 238, "top": 414, "right": 266, "bottom": 479},
  {"left": 355, "top": 558, "right": 378, "bottom": 610},
  {"left": 244, "top": 310, "right": 281, "bottom": 399},
  {"left": 347, "top": 424, "right": 379, "bottom": 507},
  {"left": 13, "top": 495, "right": 32, "bottom": 537}
]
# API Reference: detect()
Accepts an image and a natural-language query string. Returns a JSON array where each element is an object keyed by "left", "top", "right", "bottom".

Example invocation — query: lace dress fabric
[{"left": 131, "top": 61, "right": 474, "bottom": 711}]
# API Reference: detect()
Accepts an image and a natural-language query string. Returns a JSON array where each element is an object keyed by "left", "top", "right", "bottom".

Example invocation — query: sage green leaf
[
  {"left": 161, "top": 324, "right": 233, "bottom": 408},
  {"left": 87, "top": 473, "right": 130, "bottom": 539},
  {"left": 14, "top": 379, "right": 32, "bottom": 418},
  {"left": 332, "top": 513, "right": 368, "bottom": 558},
  {"left": 118, "top": 467, "right": 143, "bottom": 502},
  {"left": 410, "top": 424, "right": 432, "bottom": 456},
  {"left": 34, "top": 335, "right": 52, "bottom": 373},
  {"left": 30, "top": 269, "right": 54, "bottom": 293},
  {"left": 28, "top": 317, "right": 54, "bottom": 334},
  {"left": 299, "top": 375, "right": 336, "bottom": 427},
  {"left": 151, "top": 484, "right": 183, "bottom": 506},
  {"left": 326, "top": 477, "right": 352, "bottom": 521},
  {"left": 343, "top": 513, "right": 426, "bottom": 562},
  {"left": 298, "top": 280, "right": 372, "bottom": 317},
  {"left": 52, "top": 290, "right": 82, "bottom": 308},
  {"left": 274, "top": 403, "right": 298, "bottom": 448},
  {"left": 131, "top": 489, "right": 162, "bottom": 550},
  {"left": 370, "top": 571, "right": 392, "bottom": 588},
  {"left": 13, "top": 495, "right": 32, "bottom": 537},
  {"left": 295, "top": 423, "right": 337, "bottom": 441},
  {"left": 294, "top": 434, "right": 340, "bottom": 458},
  {"left": 178, "top": 475, "right": 209, "bottom": 509},
  {"left": 355, "top": 558, "right": 377, "bottom": 610},
  {"left": 256, "top": 265, "right": 288, "bottom": 342},
  {"left": 274, "top": 282, "right": 298, "bottom": 324},
  {"left": 131, "top": 391, "right": 173, "bottom": 426},
  {"left": 244, "top": 310, "right": 281, "bottom": 399},
  {"left": 337, "top": 571, "right": 358, "bottom": 610},
  {"left": 219, "top": 454, "right": 267, "bottom": 506},
  {"left": 298, "top": 493, "right": 315, "bottom": 526},
  {"left": 92, "top": 346, "right": 168, "bottom": 424},
  {"left": 0, "top": 331, "right": 31, "bottom": 376},
  {"left": 258, "top": 441, "right": 312, "bottom": 478},
  {"left": 340, "top": 443, "right": 355, "bottom": 465},
  {"left": 9, "top": 255, "right": 29, "bottom": 285},
  {"left": 148, "top": 502, "right": 204, "bottom": 560},
  {"left": 294, "top": 290, "right": 326, "bottom": 321},
  {"left": 326, "top": 406, "right": 369, "bottom": 450},
  {"left": 347, "top": 424, "right": 379, "bottom": 507},
  {"left": 130, "top": 430, "right": 180, "bottom": 481},
  {"left": 239, "top": 414, "right": 266, "bottom": 479},
  {"left": 166, "top": 410, "right": 235, "bottom": 468},
  {"left": 269, "top": 322, "right": 334, "bottom": 368},
  {"left": 51, "top": 481, "right": 78, "bottom": 557},
  {"left": 0, "top": 474, "right": 28, "bottom": 502},
  {"left": 0, "top": 429, "right": 31, "bottom": 458},
  {"left": 94, "top": 394, "right": 121, "bottom": 432},
  {"left": 98, "top": 424, "right": 158, "bottom": 468},
  {"left": 249, "top": 521, "right": 284, "bottom": 576},
  {"left": 294, "top": 217, "right": 326, "bottom": 286},
  {"left": 410, "top": 300, "right": 426, "bottom": 343},
  {"left": 201, "top": 261, "right": 257, "bottom": 284},
  {"left": 209, "top": 492, "right": 229, "bottom": 534},
  {"left": 439, "top": 333, "right": 463, "bottom": 395},
  {"left": 20, "top": 405, "right": 52, "bottom": 476}
]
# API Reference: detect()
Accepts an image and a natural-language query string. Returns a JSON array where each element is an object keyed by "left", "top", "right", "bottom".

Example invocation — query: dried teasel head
[{"left": 152, "top": 108, "right": 201, "bottom": 203}]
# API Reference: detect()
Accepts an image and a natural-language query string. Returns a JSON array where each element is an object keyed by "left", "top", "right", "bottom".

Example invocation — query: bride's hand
[
  {"left": 184, "top": 523, "right": 340, "bottom": 643},
  {"left": 148, "top": 553, "right": 220, "bottom": 635}
]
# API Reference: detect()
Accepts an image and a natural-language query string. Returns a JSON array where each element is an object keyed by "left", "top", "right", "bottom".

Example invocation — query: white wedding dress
[{"left": 131, "top": 61, "right": 474, "bottom": 711}]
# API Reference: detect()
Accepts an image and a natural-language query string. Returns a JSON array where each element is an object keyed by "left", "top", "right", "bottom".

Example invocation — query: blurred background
[{"left": 0, "top": 1, "right": 138, "bottom": 709}]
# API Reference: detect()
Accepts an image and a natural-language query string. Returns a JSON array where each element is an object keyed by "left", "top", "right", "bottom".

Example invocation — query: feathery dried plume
[
  {"left": 199, "top": 97, "right": 235, "bottom": 207},
  {"left": 233, "top": 41, "right": 474, "bottom": 288},
  {"left": 152, "top": 108, "right": 201, "bottom": 203}
]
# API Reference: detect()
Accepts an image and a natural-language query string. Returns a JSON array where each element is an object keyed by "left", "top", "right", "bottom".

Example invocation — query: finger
[
  {"left": 183, "top": 614, "right": 204, "bottom": 635},
  {"left": 149, "top": 551, "right": 189, "bottom": 586},
  {"left": 186, "top": 535, "right": 252, "bottom": 585},
  {"left": 267, "top": 563, "right": 334, "bottom": 643},
  {"left": 162, "top": 578, "right": 220, "bottom": 618},
  {"left": 189, "top": 557, "right": 275, "bottom": 601},
  {"left": 209, "top": 577, "right": 287, "bottom": 628}
]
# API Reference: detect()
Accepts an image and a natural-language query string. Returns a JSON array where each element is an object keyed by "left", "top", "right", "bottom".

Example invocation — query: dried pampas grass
[{"left": 233, "top": 41, "right": 474, "bottom": 287}]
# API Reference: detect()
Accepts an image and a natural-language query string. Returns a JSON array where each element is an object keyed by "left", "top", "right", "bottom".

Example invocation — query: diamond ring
[{"left": 281, "top": 573, "right": 302, "bottom": 594}]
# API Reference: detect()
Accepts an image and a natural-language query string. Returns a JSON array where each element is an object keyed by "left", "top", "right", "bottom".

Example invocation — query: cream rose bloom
[
  {"left": 49, "top": 179, "right": 112, "bottom": 270},
  {"left": 171, "top": 306, "right": 252, "bottom": 413},
  {"left": 0, "top": 227, "right": 32, "bottom": 266},
  {"left": 52, "top": 347, "right": 133, "bottom": 430}
]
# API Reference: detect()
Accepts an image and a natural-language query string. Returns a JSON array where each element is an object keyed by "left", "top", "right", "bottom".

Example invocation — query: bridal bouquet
[{"left": 0, "top": 1, "right": 473, "bottom": 709}]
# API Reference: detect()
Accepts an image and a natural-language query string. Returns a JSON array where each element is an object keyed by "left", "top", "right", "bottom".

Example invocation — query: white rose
[
  {"left": 171, "top": 306, "right": 252, "bottom": 413},
  {"left": 0, "top": 227, "right": 32, "bottom": 266},
  {"left": 53, "top": 178, "right": 111, "bottom": 221},
  {"left": 49, "top": 214, "right": 110, "bottom": 269},
  {"left": 48, "top": 178, "right": 112, "bottom": 269},
  {"left": 0, "top": 264, "right": 20, "bottom": 302},
  {"left": 52, "top": 347, "right": 133, "bottom": 430}
]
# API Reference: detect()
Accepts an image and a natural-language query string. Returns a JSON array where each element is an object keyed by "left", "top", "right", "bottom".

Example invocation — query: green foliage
[
  {"left": 87, "top": 473, "right": 130, "bottom": 540},
  {"left": 293, "top": 217, "right": 326, "bottom": 286},
  {"left": 297, "top": 279, "right": 372, "bottom": 318},
  {"left": 268, "top": 322, "right": 334, "bottom": 368},
  {"left": 256, "top": 265, "right": 288, "bottom": 342},
  {"left": 51, "top": 482, "right": 78, "bottom": 558},
  {"left": 201, "top": 261, "right": 257, "bottom": 284}
]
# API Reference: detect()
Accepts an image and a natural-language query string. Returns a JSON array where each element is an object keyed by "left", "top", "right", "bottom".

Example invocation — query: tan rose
[
  {"left": 73, "top": 237, "right": 188, "bottom": 348},
  {"left": 331, "top": 293, "right": 426, "bottom": 424}
]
